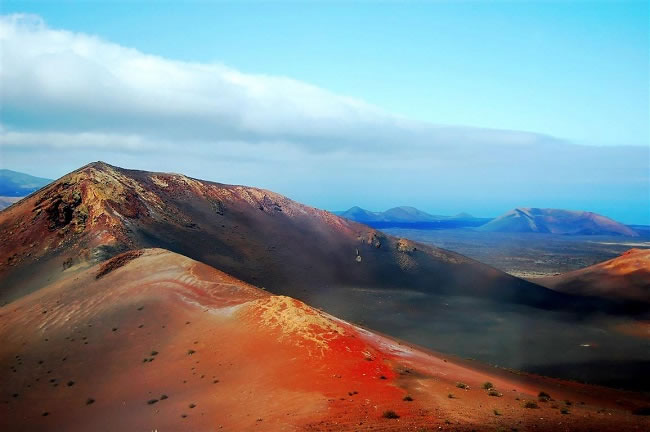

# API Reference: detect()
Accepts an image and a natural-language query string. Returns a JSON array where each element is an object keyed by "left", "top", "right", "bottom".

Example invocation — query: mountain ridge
[
  {"left": 537, "top": 248, "right": 650, "bottom": 303},
  {"left": 479, "top": 207, "right": 638, "bottom": 237}
]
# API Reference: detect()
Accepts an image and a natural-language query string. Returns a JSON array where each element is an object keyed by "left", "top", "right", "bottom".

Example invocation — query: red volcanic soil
[
  {"left": 0, "top": 162, "right": 570, "bottom": 311},
  {"left": 1, "top": 249, "right": 648, "bottom": 431},
  {"left": 537, "top": 248, "right": 650, "bottom": 303}
]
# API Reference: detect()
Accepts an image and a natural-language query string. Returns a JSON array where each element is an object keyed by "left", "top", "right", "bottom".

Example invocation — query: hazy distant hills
[
  {"left": 480, "top": 207, "right": 638, "bottom": 237},
  {"left": 335, "top": 205, "right": 488, "bottom": 229},
  {"left": 0, "top": 169, "right": 52, "bottom": 210}
]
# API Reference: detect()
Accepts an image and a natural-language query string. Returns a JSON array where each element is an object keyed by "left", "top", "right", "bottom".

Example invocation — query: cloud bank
[{"left": 0, "top": 14, "right": 648, "bottom": 223}]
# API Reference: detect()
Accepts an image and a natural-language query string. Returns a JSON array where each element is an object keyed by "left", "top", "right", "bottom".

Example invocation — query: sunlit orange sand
[{"left": 1, "top": 249, "right": 648, "bottom": 431}]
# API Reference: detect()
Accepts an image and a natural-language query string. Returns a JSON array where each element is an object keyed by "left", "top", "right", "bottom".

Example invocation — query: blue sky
[{"left": 1, "top": 1, "right": 649, "bottom": 223}]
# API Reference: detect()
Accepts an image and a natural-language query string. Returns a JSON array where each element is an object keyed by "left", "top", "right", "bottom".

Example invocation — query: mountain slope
[
  {"left": 0, "top": 162, "right": 561, "bottom": 308},
  {"left": 479, "top": 208, "right": 638, "bottom": 236},
  {"left": 1, "top": 248, "right": 647, "bottom": 432},
  {"left": 2, "top": 162, "right": 647, "bottom": 390},
  {"left": 0, "top": 169, "right": 52, "bottom": 197},
  {"left": 537, "top": 248, "right": 650, "bottom": 303}
]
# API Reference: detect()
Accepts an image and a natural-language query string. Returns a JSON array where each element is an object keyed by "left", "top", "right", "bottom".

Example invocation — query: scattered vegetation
[
  {"left": 403, "top": 395, "right": 413, "bottom": 401},
  {"left": 160, "top": 394, "right": 168, "bottom": 400},
  {"left": 524, "top": 401, "right": 539, "bottom": 409},
  {"left": 189, "top": 403, "right": 196, "bottom": 409},
  {"left": 493, "top": 409, "right": 501, "bottom": 416},
  {"left": 488, "top": 389, "right": 502, "bottom": 397},
  {"left": 482, "top": 382, "right": 494, "bottom": 390},
  {"left": 150, "top": 351, "right": 158, "bottom": 356},
  {"left": 86, "top": 398, "right": 95, "bottom": 405},
  {"left": 564, "top": 400, "right": 572, "bottom": 406},
  {"left": 147, "top": 399, "right": 158, "bottom": 405},
  {"left": 382, "top": 410, "right": 400, "bottom": 419},
  {"left": 560, "top": 407, "right": 570, "bottom": 415},
  {"left": 538, "top": 391, "right": 551, "bottom": 402},
  {"left": 447, "top": 393, "right": 454, "bottom": 399},
  {"left": 456, "top": 382, "right": 468, "bottom": 389},
  {"left": 67, "top": 381, "right": 75, "bottom": 387},
  {"left": 187, "top": 349, "right": 196, "bottom": 355}
]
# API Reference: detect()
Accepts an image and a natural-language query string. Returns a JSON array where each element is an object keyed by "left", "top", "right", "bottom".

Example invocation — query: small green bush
[
  {"left": 524, "top": 400, "right": 538, "bottom": 409},
  {"left": 488, "top": 389, "right": 502, "bottom": 397},
  {"left": 382, "top": 410, "right": 400, "bottom": 419},
  {"left": 403, "top": 395, "right": 413, "bottom": 401},
  {"left": 456, "top": 382, "right": 468, "bottom": 389},
  {"left": 482, "top": 382, "right": 494, "bottom": 390}
]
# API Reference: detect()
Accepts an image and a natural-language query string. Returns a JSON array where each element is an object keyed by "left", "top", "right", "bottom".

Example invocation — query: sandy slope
[
  {"left": 538, "top": 248, "right": 650, "bottom": 303},
  {"left": 1, "top": 249, "right": 648, "bottom": 431}
]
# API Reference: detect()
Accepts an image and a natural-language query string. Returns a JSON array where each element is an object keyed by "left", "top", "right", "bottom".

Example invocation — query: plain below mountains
[{"left": 480, "top": 207, "right": 638, "bottom": 237}]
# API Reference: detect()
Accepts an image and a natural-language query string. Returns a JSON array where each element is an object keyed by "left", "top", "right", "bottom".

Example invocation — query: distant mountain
[
  {"left": 0, "top": 197, "right": 22, "bottom": 211},
  {"left": 479, "top": 208, "right": 638, "bottom": 237},
  {"left": 336, "top": 206, "right": 487, "bottom": 229},
  {"left": 0, "top": 169, "right": 52, "bottom": 197},
  {"left": 334, "top": 205, "right": 384, "bottom": 222},
  {"left": 537, "top": 249, "right": 650, "bottom": 303}
]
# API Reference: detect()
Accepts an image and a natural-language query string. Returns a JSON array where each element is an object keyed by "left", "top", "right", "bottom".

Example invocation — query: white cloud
[{"left": 0, "top": 13, "right": 556, "bottom": 151}]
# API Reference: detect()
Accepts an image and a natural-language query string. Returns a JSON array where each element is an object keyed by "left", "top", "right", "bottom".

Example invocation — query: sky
[{"left": 0, "top": 1, "right": 649, "bottom": 223}]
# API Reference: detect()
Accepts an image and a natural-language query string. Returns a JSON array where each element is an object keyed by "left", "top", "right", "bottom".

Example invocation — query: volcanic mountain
[
  {"left": 0, "top": 162, "right": 563, "bottom": 307},
  {"left": 537, "top": 248, "right": 650, "bottom": 303},
  {"left": 1, "top": 162, "right": 648, "bottom": 391},
  {"left": 1, "top": 248, "right": 647, "bottom": 431},
  {"left": 479, "top": 208, "right": 638, "bottom": 236}
]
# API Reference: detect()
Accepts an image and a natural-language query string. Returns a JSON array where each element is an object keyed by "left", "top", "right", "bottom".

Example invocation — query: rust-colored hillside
[
  {"left": 1, "top": 249, "right": 647, "bottom": 431},
  {"left": 538, "top": 248, "right": 650, "bottom": 303}
]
